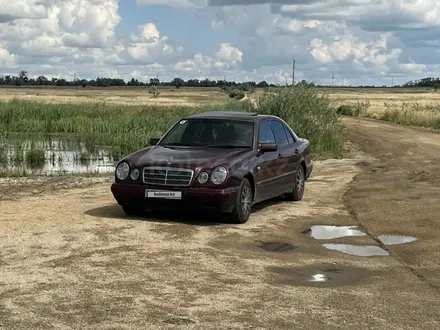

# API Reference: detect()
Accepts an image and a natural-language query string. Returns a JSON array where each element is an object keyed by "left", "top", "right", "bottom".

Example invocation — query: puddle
[
  {"left": 323, "top": 244, "right": 389, "bottom": 256},
  {"left": 309, "top": 274, "right": 327, "bottom": 282},
  {"left": 0, "top": 134, "right": 118, "bottom": 176},
  {"left": 378, "top": 235, "right": 417, "bottom": 246},
  {"left": 260, "top": 242, "right": 297, "bottom": 252},
  {"left": 303, "top": 225, "right": 367, "bottom": 240},
  {"left": 269, "top": 265, "right": 370, "bottom": 287}
]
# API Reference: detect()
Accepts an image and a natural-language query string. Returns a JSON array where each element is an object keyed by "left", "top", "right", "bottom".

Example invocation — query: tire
[
  {"left": 122, "top": 204, "right": 144, "bottom": 216},
  {"left": 285, "top": 164, "right": 305, "bottom": 201},
  {"left": 230, "top": 178, "right": 253, "bottom": 224}
]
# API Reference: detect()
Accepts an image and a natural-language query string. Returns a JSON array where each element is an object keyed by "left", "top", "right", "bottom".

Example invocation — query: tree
[
  {"left": 434, "top": 84, "right": 440, "bottom": 92},
  {"left": 37, "top": 76, "right": 48, "bottom": 85},
  {"left": 172, "top": 77, "right": 184, "bottom": 89},
  {"left": 19, "top": 70, "right": 29, "bottom": 84}
]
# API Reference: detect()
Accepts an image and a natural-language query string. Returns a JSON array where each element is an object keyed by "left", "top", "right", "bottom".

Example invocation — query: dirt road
[{"left": 1, "top": 117, "right": 440, "bottom": 329}]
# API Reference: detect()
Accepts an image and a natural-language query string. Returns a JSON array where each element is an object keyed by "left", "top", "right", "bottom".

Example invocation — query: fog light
[
  {"left": 198, "top": 172, "right": 209, "bottom": 184},
  {"left": 130, "top": 168, "right": 139, "bottom": 180}
]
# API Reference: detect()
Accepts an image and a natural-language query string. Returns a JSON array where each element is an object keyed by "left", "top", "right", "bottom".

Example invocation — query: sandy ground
[{"left": 1, "top": 118, "right": 440, "bottom": 329}]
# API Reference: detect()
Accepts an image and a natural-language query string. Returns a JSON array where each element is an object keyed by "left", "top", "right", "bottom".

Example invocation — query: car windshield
[{"left": 159, "top": 118, "right": 254, "bottom": 148}]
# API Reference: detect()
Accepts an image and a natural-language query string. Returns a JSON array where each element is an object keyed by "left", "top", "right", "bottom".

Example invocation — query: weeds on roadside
[
  {"left": 379, "top": 102, "right": 440, "bottom": 129},
  {"left": 336, "top": 101, "right": 370, "bottom": 116}
]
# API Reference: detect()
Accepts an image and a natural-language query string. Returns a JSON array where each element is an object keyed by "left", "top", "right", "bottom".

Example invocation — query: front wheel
[
  {"left": 285, "top": 164, "right": 305, "bottom": 201},
  {"left": 230, "top": 178, "right": 253, "bottom": 224}
]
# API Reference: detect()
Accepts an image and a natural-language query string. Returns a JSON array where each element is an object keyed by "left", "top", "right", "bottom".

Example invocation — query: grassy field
[{"left": 1, "top": 85, "right": 438, "bottom": 177}]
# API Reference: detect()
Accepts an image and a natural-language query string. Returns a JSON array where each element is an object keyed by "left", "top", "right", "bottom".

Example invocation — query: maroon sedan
[{"left": 111, "top": 111, "right": 313, "bottom": 223}]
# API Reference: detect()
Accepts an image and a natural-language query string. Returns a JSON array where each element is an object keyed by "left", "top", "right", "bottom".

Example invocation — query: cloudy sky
[{"left": 0, "top": 0, "right": 438, "bottom": 85}]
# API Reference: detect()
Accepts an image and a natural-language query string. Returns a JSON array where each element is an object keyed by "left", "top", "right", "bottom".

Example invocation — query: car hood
[{"left": 125, "top": 145, "right": 251, "bottom": 169}]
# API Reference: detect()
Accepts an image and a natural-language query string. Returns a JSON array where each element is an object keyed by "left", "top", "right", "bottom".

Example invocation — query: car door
[
  {"left": 283, "top": 123, "right": 302, "bottom": 167},
  {"left": 269, "top": 119, "right": 298, "bottom": 194},
  {"left": 253, "top": 120, "right": 280, "bottom": 202}
]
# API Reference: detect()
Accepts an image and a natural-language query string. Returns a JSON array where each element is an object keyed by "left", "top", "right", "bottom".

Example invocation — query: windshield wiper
[{"left": 160, "top": 143, "right": 189, "bottom": 147}]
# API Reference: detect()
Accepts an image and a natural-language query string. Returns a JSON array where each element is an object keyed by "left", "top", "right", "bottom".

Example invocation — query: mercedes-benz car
[{"left": 111, "top": 111, "right": 313, "bottom": 223}]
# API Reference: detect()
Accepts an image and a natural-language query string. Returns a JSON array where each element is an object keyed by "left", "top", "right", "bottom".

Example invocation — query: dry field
[
  {"left": 0, "top": 87, "right": 229, "bottom": 107},
  {"left": 1, "top": 86, "right": 438, "bottom": 111}
]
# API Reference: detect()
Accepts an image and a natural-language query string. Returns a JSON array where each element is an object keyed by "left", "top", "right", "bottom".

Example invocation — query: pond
[{"left": 0, "top": 133, "right": 121, "bottom": 176}]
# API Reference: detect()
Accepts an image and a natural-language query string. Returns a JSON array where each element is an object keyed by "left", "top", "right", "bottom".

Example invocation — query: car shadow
[
  {"left": 85, "top": 196, "right": 287, "bottom": 226},
  {"left": 85, "top": 204, "right": 230, "bottom": 226}
]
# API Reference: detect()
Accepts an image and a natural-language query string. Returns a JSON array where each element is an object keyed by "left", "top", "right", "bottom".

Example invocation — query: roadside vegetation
[
  {"left": 337, "top": 101, "right": 440, "bottom": 130},
  {"left": 255, "top": 84, "right": 344, "bottom": 158},
  {"left": 0, "top": 85, "right": 346, "bottom": 176}
]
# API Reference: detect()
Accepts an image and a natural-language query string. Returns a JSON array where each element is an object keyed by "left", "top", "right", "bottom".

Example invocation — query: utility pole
[
  {"left": 74, "top": 72, "right": 77, "bottom": 82},
  {"left": 392, "top": 78, "right": 394, "bottom": 87},
  {"left": 292, "top": 60, "right": 295, "bottom": 86},
  {"left": 341, "top": 77, "right": 344, "bottom": 86},
  {"left": 285, "top": 76, "right": 288, "bottom": 86},
  {"left": 332, "top": 73, "right": 335, "bottom": 86}
]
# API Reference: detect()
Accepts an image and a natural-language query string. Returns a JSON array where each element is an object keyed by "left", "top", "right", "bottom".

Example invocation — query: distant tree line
[
  {"left": 403, "top": 77, "right": 440, "bottom": 90},
  {"left": 0, "top": 70, "right": 279, "bottom": 89},
  {"left": 3, "top": 70, "right": 438, "bottom": 90}
]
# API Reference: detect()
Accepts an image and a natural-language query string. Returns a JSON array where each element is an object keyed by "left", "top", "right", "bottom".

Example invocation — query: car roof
[{"left": 184, "top": 111, "right": 274, "bottom": 121}]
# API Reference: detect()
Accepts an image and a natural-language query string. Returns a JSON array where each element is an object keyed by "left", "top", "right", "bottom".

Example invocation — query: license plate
[{"left": 145, "top": 190, "right": 182, "bottom": 199}]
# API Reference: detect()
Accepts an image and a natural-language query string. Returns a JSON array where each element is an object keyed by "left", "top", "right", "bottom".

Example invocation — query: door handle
[{"left": 278, "top": 153, "right": 283, "bottom": 159}]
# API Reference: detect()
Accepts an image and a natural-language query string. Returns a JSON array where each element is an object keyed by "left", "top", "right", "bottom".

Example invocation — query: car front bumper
[{"left": 111, "top": 183, "right": 239, "bottom": 213}]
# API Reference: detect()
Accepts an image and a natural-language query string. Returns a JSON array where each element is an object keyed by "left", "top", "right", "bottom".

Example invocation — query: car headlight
[
  {"left": 211, "top": 166, "right": 228, "bottom": 185},
  {"left": 198, "top": 171, "right": 209, "bottom": 184},
  {"left": 116, "top": 162, "right": 130, "bottom": 180},
  {"left": 130, "top": 168, "right": 139, "bottom": 180}
]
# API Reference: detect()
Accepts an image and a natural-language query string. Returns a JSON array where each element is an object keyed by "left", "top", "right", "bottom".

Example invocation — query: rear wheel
[
  {"left": 230, "top": 178, "right": 253, "bottom": 224},
  {"left": 285, "top": 164, "right": 305, "bottom": 201}
]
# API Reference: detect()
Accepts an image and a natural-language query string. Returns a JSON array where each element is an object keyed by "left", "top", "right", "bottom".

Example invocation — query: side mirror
[
  {"left": 149, "top": 137, "right": 160, "bottom": 146},
  {"left": 258, "top": 143, "right": 277, "bottom": 152}
]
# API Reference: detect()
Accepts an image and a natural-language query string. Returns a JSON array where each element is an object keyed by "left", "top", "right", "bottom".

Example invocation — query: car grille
[{"left": 142, "top": 167, "right": 194, "bottom": 186}]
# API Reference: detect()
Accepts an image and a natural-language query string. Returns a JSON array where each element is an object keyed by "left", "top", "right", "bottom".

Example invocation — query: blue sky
[
  {"left": 0, "top": 0, "right": 438, "bottom": 85},
  {"left": 117, "top": 1, "right": 243, "bottom": 56}
]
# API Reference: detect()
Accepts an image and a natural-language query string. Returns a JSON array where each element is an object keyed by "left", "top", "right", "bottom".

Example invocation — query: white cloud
[
  {"left": 215, "top": 43, "right": 243, "bottom": 63},
  {"left": 0, "top": 42, "right": 16, "bottom": 67},
  {"left": 127, "top": 23, "right": 184, "bottom": 63},
  {"left": 0, "top": 0, "right": 438, "bottom": 85}
]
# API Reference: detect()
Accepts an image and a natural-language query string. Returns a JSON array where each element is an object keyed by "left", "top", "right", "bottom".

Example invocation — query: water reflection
[
  {"left": 0, "top": 134, "right": 118, "bottom": 176},
  {"left": 378, "top": 235, "right": 417, "bottom": 246},
  {"left": 323, "top": 244, "right": 389, "bottom": 257},
  {"left": 304, "top": 225, "right": 367, "bottom": 240}
]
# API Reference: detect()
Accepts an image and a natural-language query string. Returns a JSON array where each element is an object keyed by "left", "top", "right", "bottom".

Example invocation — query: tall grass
[
  {"left": 379, "top": 102, "right": 440, "bottom": 129},
  {"left": 0, "top": 89, "right": 345, "bottom": 166},
  {"left": 0, "top": 99, "right": 248, "bottom": 156},
  {"left": 255, "top": 85, "right": 344, "bottom": 158},
  {"left": 337, "top": 100, "right": 440, "bottom": 130}
]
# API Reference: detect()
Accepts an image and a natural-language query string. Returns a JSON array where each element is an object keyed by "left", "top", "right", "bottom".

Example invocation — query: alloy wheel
[
  {"left": 296, "top": 168, "right": 305, "bottom": 197},
  {"left": 241, "top": 185, "right": 252, "bottom": 217}
]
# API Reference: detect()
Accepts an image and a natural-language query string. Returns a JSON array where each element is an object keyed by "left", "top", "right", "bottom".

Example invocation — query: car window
[
  {"left": 270, "top": 120, "right": 289, "bottom": 147},
  {"left": 258, "top": 121, "right": 276, "bottom": 144},
  {"left": 283, "top": 125, "right": 295, "bottom": 144}
]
